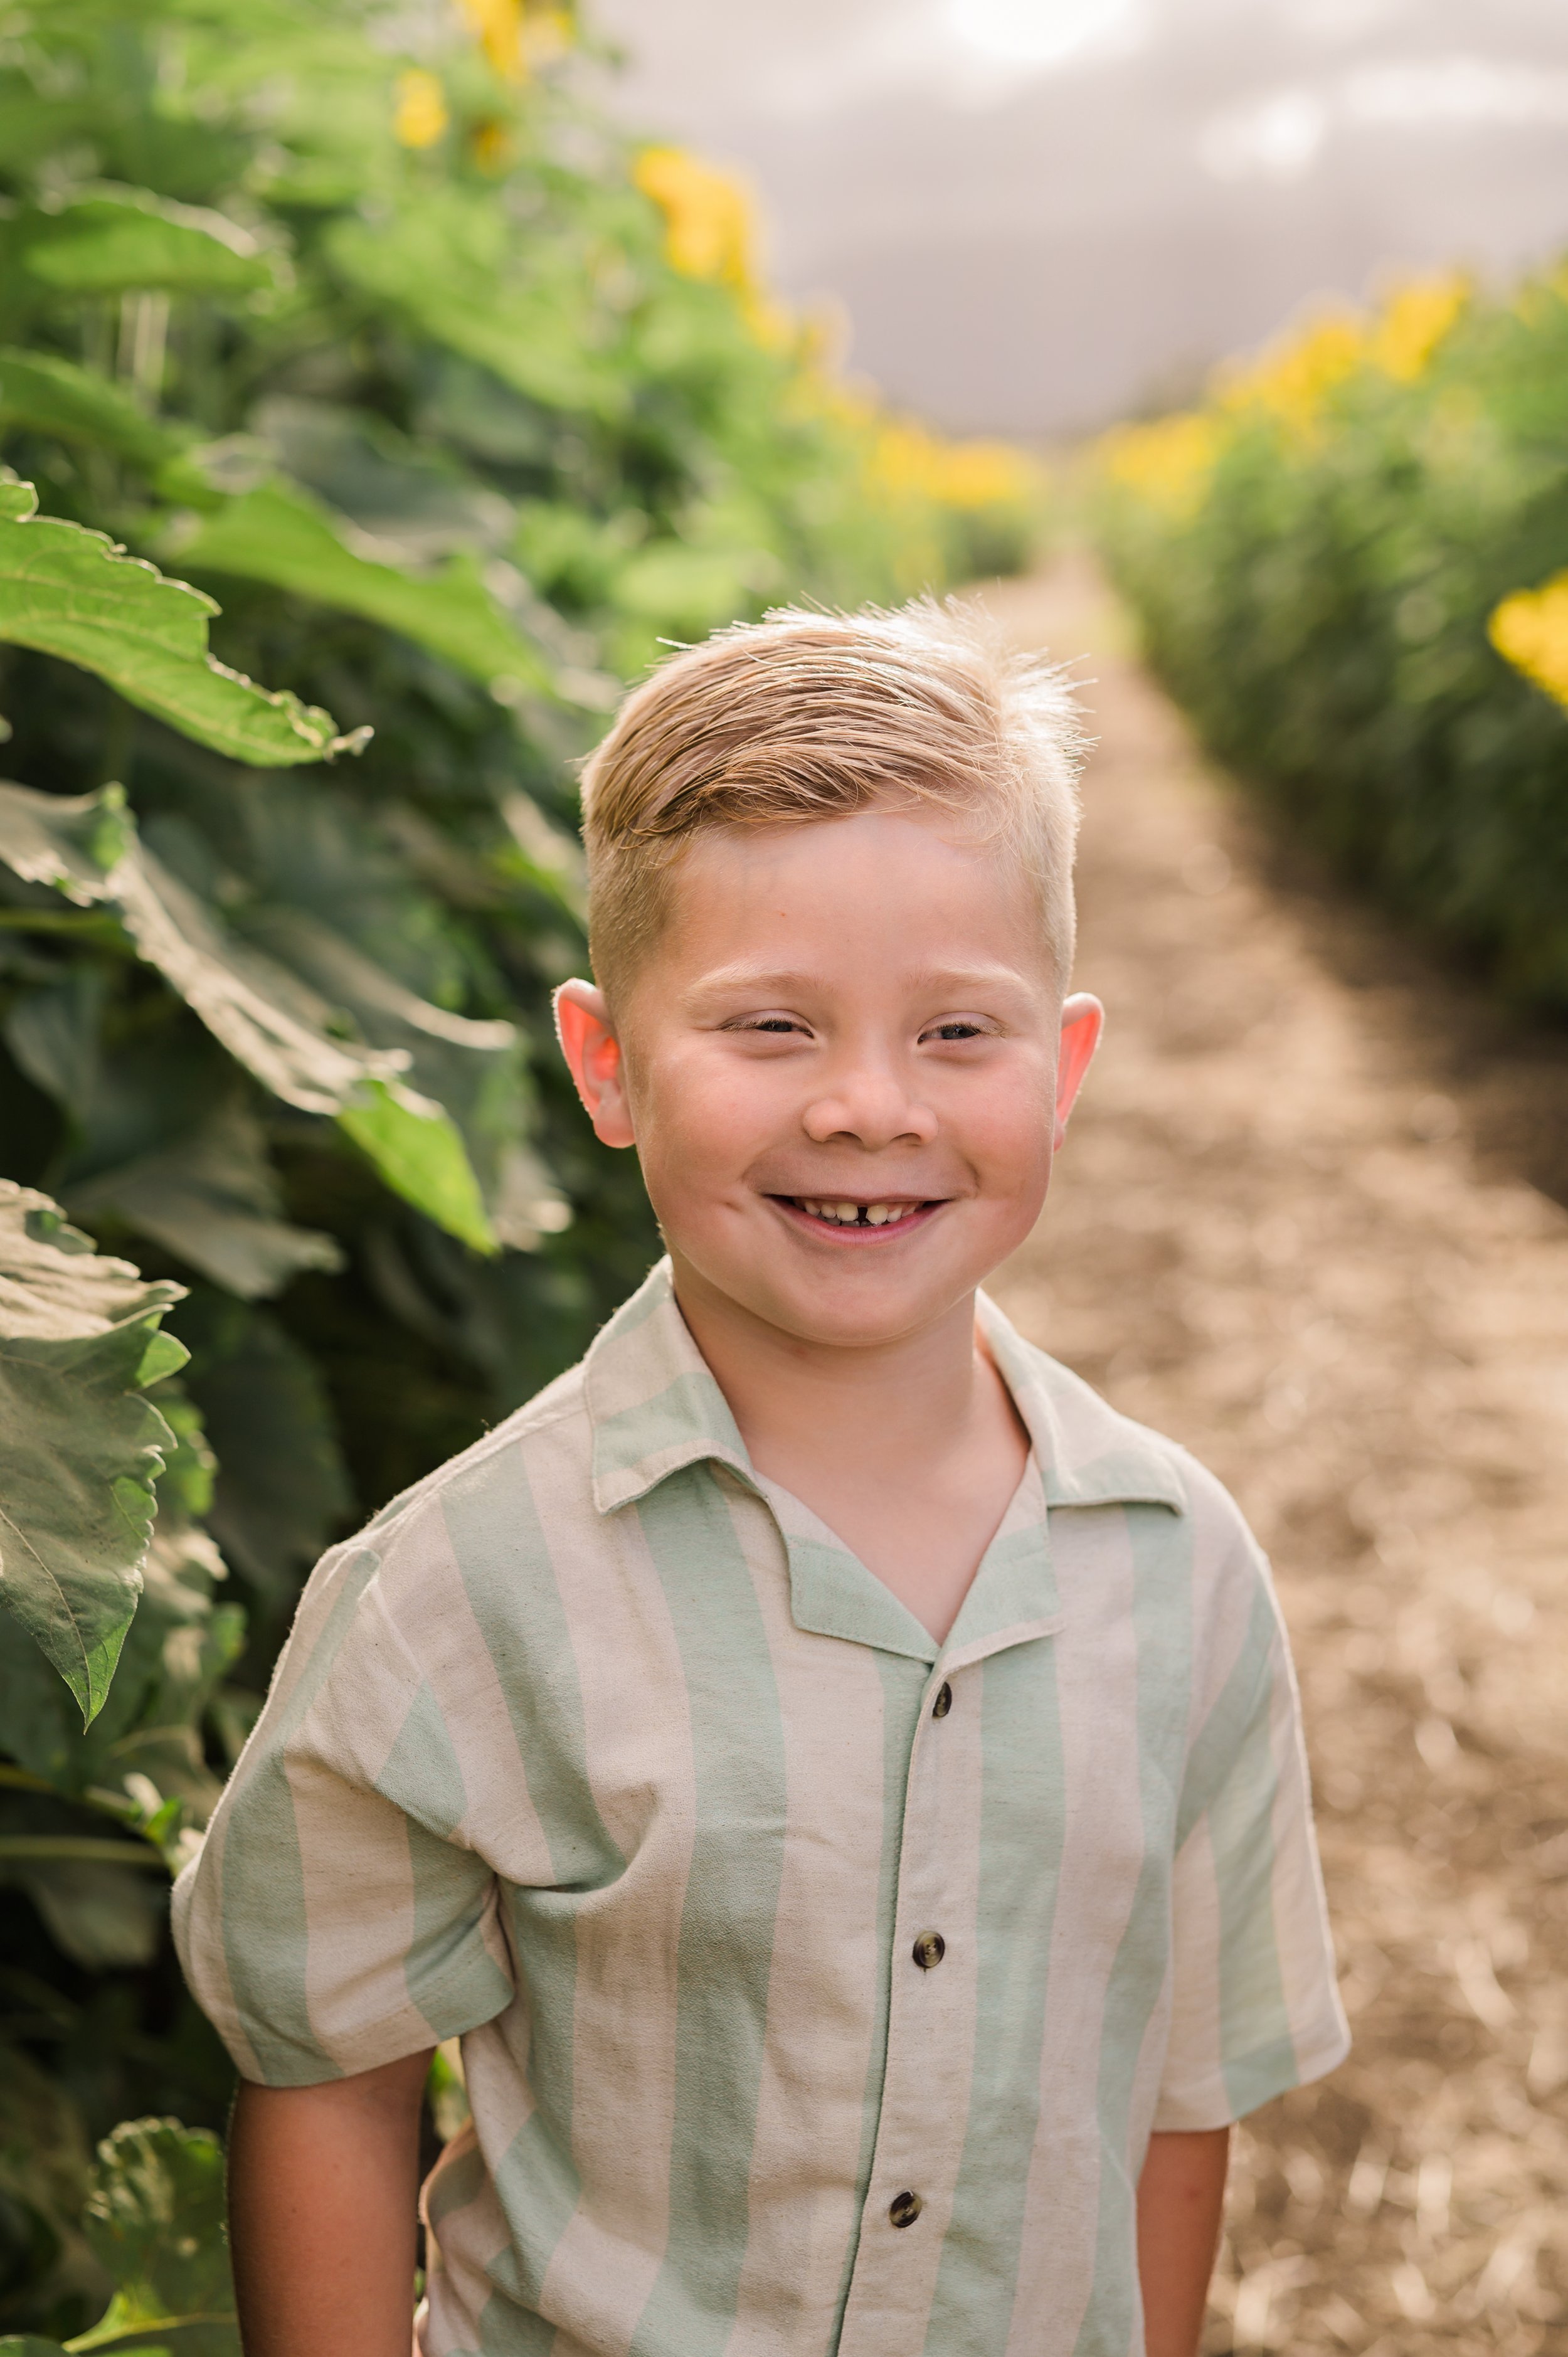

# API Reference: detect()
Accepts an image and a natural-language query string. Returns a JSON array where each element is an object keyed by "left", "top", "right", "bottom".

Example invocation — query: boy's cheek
[
  {"left": 628, "top": 1093, "right": 757, "bottom": 1229},
  {"left": 634, "top": 1049, "right": 783, "bottom": 1164},
  {"left": 963, "top": 1088, "right": 1059, "bottom": 1189}
]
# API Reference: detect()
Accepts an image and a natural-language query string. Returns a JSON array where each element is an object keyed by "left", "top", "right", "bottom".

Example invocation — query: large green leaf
[
  {"left": 0, "top": 349, "right": 187, "bottom": 482},
  {"left": 324, "top": 196, "right": 627, "bottom": 420},
  {"left": 0, "top": 1182, "right": 184, "bottom": 1722},
  {"left": 167, "top": 480, "right": 555, "bottom": 698},
  {"left": 67, "top": 1094, "right": 344, "bottom": 1301},
  {"left": 338, "top": 1079, "right": 495, "bottom": 1254},
  {"left": 5, "top": 967, "right": 106, "bottom": 1118},
  {"left": 12, "top": 1858, "right": 167, "bottom": 1971},
  {"left": 179, "top": 1296, "right": 349, "bottom": 1609},
  {"left": 78, "top": 2119, "right": 238, "bottom": 2357},
  {"left": 243, "top": 903, "right": 522, "bottom": 1184},
  {"left": 252, "top": 393, "right": 512, "bottom": 562},
  {"left": 0, "top": 1407, "right": 240, "bottom": 1993},
  {"left": 114, "top": 846, "right": 495, "bottom": 1241},
  {"left": 9, "top": 188, "right": 275, "bottom": 300},
  {"left": 0, "top": 784, "right": 498, "bottom": 1246},
  {"left": 69, "top": 1507, "right": 243, "bottom": 1831},
  {"left": 0, "top": 783, "right": 399, "bottom": 1106},
  {"left": 109, "top": 832, "right": 407, "bottom": 1115},
  {"left": 0, "top": 778, "right": 131, "bottom": 903},
  {"left": 0, "top": 483, "right": 354, "bottom": 765},
  {"left": 0, "top": 1463, "right": 240, "bottom": 1804}
]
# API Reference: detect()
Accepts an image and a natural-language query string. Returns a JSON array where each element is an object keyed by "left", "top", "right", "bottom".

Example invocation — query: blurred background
[
  {"left": 593, "top": 0, "right": 1568, "bottom": 435},
  {"left": 2, "top": 3, "right": 1567, "bottom": 2352}
]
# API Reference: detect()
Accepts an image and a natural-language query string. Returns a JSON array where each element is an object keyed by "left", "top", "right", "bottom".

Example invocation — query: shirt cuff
[{"left": 1152, "top": 2009, "right": 1352, "bottom": 2132}]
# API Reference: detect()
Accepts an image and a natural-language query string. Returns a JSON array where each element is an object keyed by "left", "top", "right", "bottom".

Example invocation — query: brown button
[
  {"left": 912, "top": 1930, "right": 946, "bottom": 1971},
  {"left": 889, "top": 2190, "right": 923, "bottom": 2229},
  {"left": 932, "top": 1682, "right": 953, "bottom": 1719}
]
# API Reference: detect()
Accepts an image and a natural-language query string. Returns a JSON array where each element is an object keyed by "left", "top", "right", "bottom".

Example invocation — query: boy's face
[{"left": 557, "top": 807, "right": 1101, "bottom": 1353}]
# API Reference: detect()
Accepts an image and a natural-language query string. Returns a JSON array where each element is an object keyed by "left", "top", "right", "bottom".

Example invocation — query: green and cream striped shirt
[{"left": 174, "top": 1260, "right": 1347, "bottom": 2357}]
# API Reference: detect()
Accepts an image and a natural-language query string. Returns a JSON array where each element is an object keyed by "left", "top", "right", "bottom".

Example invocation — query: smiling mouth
[{"left": 774, "top": 1195, "right": 937, "bottom": 1233}]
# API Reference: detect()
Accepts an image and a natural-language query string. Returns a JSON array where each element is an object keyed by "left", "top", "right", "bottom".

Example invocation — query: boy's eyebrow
[{"left": 684, "top": 960, "right": 1042, "bottom": 1002}]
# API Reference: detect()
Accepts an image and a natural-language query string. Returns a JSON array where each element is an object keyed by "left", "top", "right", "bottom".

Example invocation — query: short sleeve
[
  {"left": 1154, "top": 1573, "right": 1349, "bottom": 2131},
  {"left": 172, "top": 1537, "right": 515, "bottom": 2087}
]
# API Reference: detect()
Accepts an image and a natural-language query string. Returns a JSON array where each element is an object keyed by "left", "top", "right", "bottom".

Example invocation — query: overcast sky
[{"left": 591, "top": 0, "right": 1568, "bottom": 435}]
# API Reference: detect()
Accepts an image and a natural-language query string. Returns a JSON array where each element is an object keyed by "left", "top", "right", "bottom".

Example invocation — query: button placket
[{"left": 838, "top": 1663, "right": 985, "bottom": 2349}]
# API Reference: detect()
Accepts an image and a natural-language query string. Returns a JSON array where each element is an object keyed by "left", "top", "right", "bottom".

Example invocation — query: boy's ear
[
  {"left": 1053, "top": 992, "right": 1104, "bottom": 1150},
  {"left": 553, "top": 980, "right": 637, "bottom": 1149}
]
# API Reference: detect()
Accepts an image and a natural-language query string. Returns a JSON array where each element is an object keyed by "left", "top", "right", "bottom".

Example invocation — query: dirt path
[{"left": 981, "top": 561, "right": 1568, "bottom": 2355}]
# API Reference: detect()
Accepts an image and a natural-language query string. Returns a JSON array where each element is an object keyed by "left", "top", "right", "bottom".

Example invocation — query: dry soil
[{"left": 982, "top": 560, "right": 1568, "bottom": 2356}]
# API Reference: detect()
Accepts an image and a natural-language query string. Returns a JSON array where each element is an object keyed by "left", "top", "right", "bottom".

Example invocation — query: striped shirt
[{"left": 174, "top": 1259, "right": 1348, "bottom": 2357}]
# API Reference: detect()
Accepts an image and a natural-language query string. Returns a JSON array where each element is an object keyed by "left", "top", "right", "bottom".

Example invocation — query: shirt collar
[
  {"left": 586, "top": 1259, "right": 752, "bottom": 1513},
  {"left": 976, "top": 1292, "right": 1188, "bottom": 1515},
  {"left": 587, "top": 1258, "right": 1187, "bottom": 1522}
]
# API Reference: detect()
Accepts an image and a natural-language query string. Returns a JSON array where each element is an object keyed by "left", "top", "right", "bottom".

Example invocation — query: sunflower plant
[
  {"left": 1095, "top": 267, "right": 1568, "bottom": 1005},
  {"left": 0, "top": 0, "right": 1041, "bottom": 2336}
]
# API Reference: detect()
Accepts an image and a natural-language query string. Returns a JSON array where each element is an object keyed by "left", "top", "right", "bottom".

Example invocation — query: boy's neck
[
  {"left": 668, "top": 1254, "right": 1030, "bottom": 1639},
  {"left": 669, "top": 1254, "right": 981, "bottom": 1449}
]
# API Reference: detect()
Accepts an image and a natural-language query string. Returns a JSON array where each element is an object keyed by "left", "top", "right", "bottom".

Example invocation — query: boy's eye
[
  {"left": 739, "top": 1015, "right": 806, "bottom": 1034},
  {"left": 926, "top": 1020, "right": 985, "bottom": 1041}
]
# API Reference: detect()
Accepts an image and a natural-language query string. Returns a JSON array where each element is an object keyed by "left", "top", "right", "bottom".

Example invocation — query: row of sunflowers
[
  {"left": 1095, "top": 264, "right": 1568, "bottom": 1009},
  {"left": 0, "top": 1, "right": 1042, "bottom": 2345}
]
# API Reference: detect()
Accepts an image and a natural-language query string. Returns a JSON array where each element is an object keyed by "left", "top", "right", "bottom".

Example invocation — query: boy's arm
[
  {"left": 1136, "top": 2124, "right": 1230, "bottom": 2357},
  {"left": 227, "top": 2048, "right": 433, "bottom": 2357}
]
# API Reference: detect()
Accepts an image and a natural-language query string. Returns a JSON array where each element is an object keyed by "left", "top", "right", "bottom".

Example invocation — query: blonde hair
[{"left": 579, "top": 597, "right": 1085, "bottom": 1007}]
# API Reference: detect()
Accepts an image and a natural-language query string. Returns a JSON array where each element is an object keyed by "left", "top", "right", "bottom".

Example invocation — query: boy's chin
[{"left": 677, "top": 1244, "right": 990, "bottom": 1353}]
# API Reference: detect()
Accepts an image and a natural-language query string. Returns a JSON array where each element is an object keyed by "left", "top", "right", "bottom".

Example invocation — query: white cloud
[
  {"left": 1279, "top": 0, "right": 1409, "bottom": 43},
  {"left": 1344, "top": 55, "right": 1568, "bottom": 129},
  {"left": 1199, "top": 87, "right": 1330, "bottom": 179},
  {"left": 1198, "top": 51, "right": 1568, "bottom": 183},
  {"left": 943, "top": 0, "right": 1147, "bottom": 73}
]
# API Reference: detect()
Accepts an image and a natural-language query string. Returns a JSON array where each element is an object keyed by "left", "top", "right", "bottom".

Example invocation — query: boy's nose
[{"left": 801, "top": 1069, "right": 938, "bottom": 1150}]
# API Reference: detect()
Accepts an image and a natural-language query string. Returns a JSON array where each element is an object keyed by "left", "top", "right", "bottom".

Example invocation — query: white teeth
[{"left": 793, "top": 1197, "right": 921, "bottom": 1226}]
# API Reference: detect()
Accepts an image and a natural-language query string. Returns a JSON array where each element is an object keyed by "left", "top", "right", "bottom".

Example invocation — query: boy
[{"left": 174, "top": 600, "right": 1348, "bottom": 2357}]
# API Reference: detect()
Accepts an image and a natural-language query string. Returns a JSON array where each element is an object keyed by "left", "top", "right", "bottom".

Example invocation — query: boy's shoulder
[
  {"left": 354, "top": 1357, "right": 591, "bottom": 1561},
  {"left": 980, "top": 1292, "right": 1197, "bottom": 1503},
  {"left": 978, "top": 1294, "right": 1265, "bottom": 1570},
  {"left": 326, "top": 1257, "right": 710, "bottom": 1579}
]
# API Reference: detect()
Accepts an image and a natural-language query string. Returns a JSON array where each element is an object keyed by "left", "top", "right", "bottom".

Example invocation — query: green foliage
[
  {"left": 166, "top": 484, "right": 559, "bottom": 698},
  {"left": 0, "top": 775, "right": 496, "bottom": 1239},
  {"left": 0, "top": 2047, "right": 102, "bottom": 2342},
  {"left": 75, "top": 2120, "right": 236, "bottom": 2356},
  {"left": 0, "top": 2116, "right": 236, "bottom": 2357},
  {"left": 1096, "top": 269, "right": 1568, "bottom": 1007},
  {"left": 0, "top": 485, "right": 348, "bottom": 765},
  {"left": 0, "top": 0, "right": 1019, "bottom": 2334},
  {"left": 0, "top": 1182, "right": 187, "bottom": 1720},
  {"left": 1, "top": 188, "right": 274, "bottom": 309}
]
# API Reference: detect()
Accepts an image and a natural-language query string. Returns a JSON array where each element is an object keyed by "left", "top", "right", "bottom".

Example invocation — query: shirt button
[
  {"left": 889, "top": 2190, "right": 923, "bottom": 2229},
  {"left": 912, "top": 1930, "right": 946, "bottom": 1971},
  {"left": 932, "top": 1681, "right": 953, "bottom": 1719}
]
